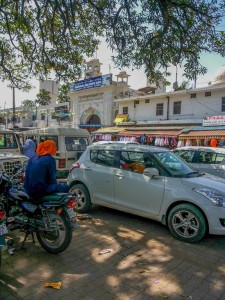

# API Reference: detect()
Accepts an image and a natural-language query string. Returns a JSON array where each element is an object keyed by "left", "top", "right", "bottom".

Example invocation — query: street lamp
[{"left": 7, "top": 84, "right": 16, "bottom": 127}]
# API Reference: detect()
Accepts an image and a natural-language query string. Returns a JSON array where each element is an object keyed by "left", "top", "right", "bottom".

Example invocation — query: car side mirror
[{"left": 143, "top": 167, "right": 159, "bottom": 178}]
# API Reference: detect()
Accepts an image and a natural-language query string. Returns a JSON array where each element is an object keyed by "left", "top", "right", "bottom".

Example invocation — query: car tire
[
  {"left": 168, "top": 203, "right": 207, "bottom": 243},
  {"left": 69, "top": 184, "right": 92, "bottom": 213}
]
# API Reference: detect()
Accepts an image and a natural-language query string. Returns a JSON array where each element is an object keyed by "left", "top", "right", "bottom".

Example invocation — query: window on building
[
  {"left": 173, "top": 101, "right": 181, "bottom": 114},
  {"left": 41, "top": 113, "right": 45, "bottom": 120},
  {"left": 156, "top": 103, "right": 164, "bottom": 116},
  {"left": 134, "top": 100, "right": 139, "bottom": 108},
  {"left": 222, "top": 97, "right": 225, "bottom": 112},
  {"left": 51, "top": 112, "right": 57, "bottom": 119},
  {"left": 123, "top": 107, "right": 128, "bottom": 114},
  {"left": 205, "top": 91, "right": 211, "bottom": 97},
  {"left": 190, "top": 93, "right": 196, "bottom": 98},
  {"left": 145, "top": 99, "right": 150, "bottom": 103}
]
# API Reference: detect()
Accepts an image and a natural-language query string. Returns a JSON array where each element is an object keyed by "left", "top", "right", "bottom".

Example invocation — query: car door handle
[{"left": 115, "top": 173, "right": 124, "bottom": 178}]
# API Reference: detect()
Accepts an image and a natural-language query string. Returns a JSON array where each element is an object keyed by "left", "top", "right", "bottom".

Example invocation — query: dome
[
  {"left": 213, "top": 65, "right": 225, "bottom": 85},
  {"left": 115, "top": 71, "right": 130, "bottom": 78}
]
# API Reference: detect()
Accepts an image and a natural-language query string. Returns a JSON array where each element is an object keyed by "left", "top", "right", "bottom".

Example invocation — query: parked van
[
  {"left": 0, "top": 129, "right": 28, "bottom": 175},
  {"left": 21, "top": 127, "right": 92, "bottom": 178}
]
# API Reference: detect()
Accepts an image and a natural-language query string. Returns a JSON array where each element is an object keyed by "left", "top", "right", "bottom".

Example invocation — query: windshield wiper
[{"left": 186, "top": 171, "right": 204, "bottom": 177}]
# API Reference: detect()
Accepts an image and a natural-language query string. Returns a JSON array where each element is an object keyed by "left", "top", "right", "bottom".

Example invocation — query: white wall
[{"left": 117, "top": 85, "right": 225, "bottom": 123}]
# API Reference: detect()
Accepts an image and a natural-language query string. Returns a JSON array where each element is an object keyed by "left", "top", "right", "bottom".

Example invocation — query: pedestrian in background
[{"left": 22, "top": 136, "right": 36, "bottom": 159}]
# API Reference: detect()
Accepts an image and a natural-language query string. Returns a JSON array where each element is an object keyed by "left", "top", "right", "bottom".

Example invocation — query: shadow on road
[{"left": 1, "top": 206, "right": 225, "bottom": 299}]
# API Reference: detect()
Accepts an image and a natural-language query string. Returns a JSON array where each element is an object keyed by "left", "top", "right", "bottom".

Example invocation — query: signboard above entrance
[
  {"left": 70, "top": 74, "right": 112, "bottom": 92},
  {"left": 202, "top": 115, "right": 225, "bottom": 126},
  {"left": 79, "top": 124, "right": 102, "bottom": 127}
]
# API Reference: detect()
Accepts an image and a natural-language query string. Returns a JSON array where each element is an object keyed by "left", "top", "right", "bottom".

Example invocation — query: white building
[
  {"left": 68, "top": 59, "right": 144, "bottom": 132},
  {"left": 95, "top": 66, "right": 225, "bottom": 147},
  {"left": 114, "top": 66, "right": 225, "bottom": 128},
  {"left": 114, "top": 84, "right": 225, "bottom": 127},
  {"left": 39, "top": 80, "right": 59, "bottom": 105}
]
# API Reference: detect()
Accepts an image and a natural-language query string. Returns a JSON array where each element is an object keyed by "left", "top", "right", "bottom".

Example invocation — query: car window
[
  {"left": 153, "top": 151, "right": 194, "bottom": 177},
  {"left": 65, "top": 137, "right": 88, "bottom": 151},
  {"left": 195, "top": 151, "right": 214, "bottom": 164},
  {"left": 0, "top": 133, "right": 18, "bottom": 149},
  {"left": 215, "top": 153, "right": 225, "bottom": 164},
  {"left": 40, "top": 135, "right": 58, "bottom": 150},
  {"left": 175, "top": 150, "right": 195, "bottom": 163},
  {"left": 90, "top": 149, "right": 115, "bottom": 167},
  {"left": 119, "top": 151, "right": 157, "bottom": 174}
]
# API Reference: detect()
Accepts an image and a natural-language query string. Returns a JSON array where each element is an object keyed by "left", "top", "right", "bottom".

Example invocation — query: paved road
[{"left": 1, "top": 206, "right": 225, "bottom": 300}]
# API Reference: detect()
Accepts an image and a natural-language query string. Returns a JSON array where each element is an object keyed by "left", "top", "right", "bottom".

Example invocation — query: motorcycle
[{"left": 0, "top": 168, "right": 77, "bottom": 254}]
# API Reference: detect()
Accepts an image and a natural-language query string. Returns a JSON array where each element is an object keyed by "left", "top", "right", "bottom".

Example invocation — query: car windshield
[
  {"left": 152, "top": 151, "right": 199, "bottom": 177},
  {"left": 0, "top": 133, "right": 18, "bottom": 150}
]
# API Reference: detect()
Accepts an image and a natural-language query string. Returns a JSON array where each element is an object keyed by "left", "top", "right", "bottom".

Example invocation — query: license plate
[
  {"left": 67, "top": 208, "right": 75, "bottom": 219},
  {"left": 0, "top": 223, "right": 8, "bottom": 235}
]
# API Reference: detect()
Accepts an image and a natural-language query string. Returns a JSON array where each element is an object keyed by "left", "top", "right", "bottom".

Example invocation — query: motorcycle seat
[
  {"left": 40, "top": 193, "right": 69, "bottom": 205},
  {"left": 27, "top": 193, "right": 69, "bottom": 206}
]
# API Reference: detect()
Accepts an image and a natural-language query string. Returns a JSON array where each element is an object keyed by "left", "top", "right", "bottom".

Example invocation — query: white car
[
  {"left": 174, "top": 146, "right": 225, "bottom": 179},
  {"left": 68, "top": 144, "right": 225, "bottom": 243},
  {"left": 93, "top": 141, "right": 139, "bottom": 145}
]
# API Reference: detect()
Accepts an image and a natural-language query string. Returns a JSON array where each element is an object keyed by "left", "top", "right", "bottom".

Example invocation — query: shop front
[
  {"left": 92, "top": 126, "right": 183, "bottom": 148},
  {"left": 116, "top": 129, "right": 181, "bottom": 148},
  {"left": 178, "top": 126, "right": 225, "bottom": 147},
  {"left": 91, "top": 127, "right": 127, "bottom": 142},
  {"left": 178, "top": 116, "right": 225, "bottom": 147}
]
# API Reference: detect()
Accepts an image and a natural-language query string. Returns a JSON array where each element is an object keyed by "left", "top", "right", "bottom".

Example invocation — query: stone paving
[{"left": 1, "top": 206, "right": 225, "bottom": 300}]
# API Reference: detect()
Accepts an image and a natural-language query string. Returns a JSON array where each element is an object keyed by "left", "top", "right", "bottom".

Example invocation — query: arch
[
  {"left": 79, "top": 107, "right": 102, "bottom": 132},
  {"left": 86, "top": 114, "right": 101, "bottom": 125}
]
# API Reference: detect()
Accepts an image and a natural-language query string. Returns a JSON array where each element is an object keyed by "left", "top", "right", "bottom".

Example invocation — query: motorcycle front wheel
[{"left": 36, "top": 210, "right": 72, "bottom": 254}]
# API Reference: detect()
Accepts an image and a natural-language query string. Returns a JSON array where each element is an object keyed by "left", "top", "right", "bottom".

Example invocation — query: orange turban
[{"left": 36, "top": 140, "right": 57, "bottom": 156}]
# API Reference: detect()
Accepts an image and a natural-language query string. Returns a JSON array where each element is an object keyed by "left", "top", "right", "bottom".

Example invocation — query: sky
[{"left": 0, "top": 42, "right": 225, "bottom": 110}]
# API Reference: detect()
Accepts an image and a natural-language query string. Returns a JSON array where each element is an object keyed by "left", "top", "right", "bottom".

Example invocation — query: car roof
[
  {"left": 93, "top": 141, "right": 112, "bottom": 144},
  {"left": 174, "top": 146, "right": 225, "bottom": 154},
  {"left": 93, "top": 141, "right": 139, "bottom": 145},
  {"left": 87, "top": 144, "right": 169, "bottom": 152}
]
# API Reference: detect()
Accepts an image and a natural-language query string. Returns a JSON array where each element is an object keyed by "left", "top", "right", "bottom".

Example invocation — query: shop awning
[
  {"left": 114, "top": 114, "right": 129, "bottom": 124},
  {"left": 92, "top": 127, "right": 126, "bottom": 134},
  {"left": 117, "top": 129, "right": 181, "bottom": 137},
  {"left": 179, "top": 129, "right": 225, "bottom": 139}
]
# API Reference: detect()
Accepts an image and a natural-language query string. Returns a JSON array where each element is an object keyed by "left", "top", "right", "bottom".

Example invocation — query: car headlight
[{"left": 193, "top": 188, "right": 225, "bottom": 207}]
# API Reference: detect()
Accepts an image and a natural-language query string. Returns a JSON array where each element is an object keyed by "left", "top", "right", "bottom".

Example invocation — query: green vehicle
[{"left": 0, "top": 130, "right": 28, "bottom": 176}]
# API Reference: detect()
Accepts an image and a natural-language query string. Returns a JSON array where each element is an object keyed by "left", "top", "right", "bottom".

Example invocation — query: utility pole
[
  {"left": 46, "top": 109, "right": 49, "bottom": 127},
  {"left": 4, "top": 102, "right": 7, "bottom": 129},
  {"left": 8, "top": 84, "right": 16, "bottom": 127}
]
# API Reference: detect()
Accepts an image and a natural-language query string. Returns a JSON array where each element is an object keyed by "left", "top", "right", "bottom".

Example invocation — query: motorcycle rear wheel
[{"left": 36, "top": 210, "right": 72, "bottom": 254}]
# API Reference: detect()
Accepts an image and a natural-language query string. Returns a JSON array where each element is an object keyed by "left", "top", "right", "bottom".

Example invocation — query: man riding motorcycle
[
  {"left": 24, "top": 139, "right": 69, "bottom": 197},
  {"left": 24, "top": 140, "right": 78, "bottom": 229}
]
